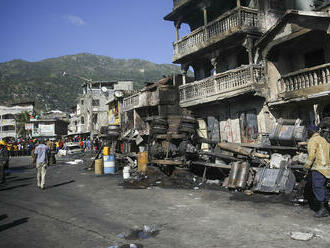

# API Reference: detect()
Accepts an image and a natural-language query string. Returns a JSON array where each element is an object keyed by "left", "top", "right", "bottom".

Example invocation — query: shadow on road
[
  {"left": 8, "top": 177, "right": 34, "bottom": 183},
  {"left": 47, "top": 180, "right": 75, "bottom": 189},
  {"left": 5, "top": 176, "right": 18, "bottom": 180},
  {"left": 0, "top": 183, "right": 31, "bottom": 191},
  {"left": 0, "top": 217, "right": 29, "bottom": 232},
  {"left": 0, "top": 214, "right": 8, "bottom": 221}
]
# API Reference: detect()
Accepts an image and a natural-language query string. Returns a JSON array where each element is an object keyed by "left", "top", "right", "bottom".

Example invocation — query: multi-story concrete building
[
  {"left": 0, "top": 102, "right": 34, "bottom": 139},
  {"left": 68, "top": 80, "right": 134, "bottom": 136},
  {"left": 28, "top": 118, "right": 68, "bottom": 138},
  {"left": 164, "top": 0, "right": 330, "bottom": 144}
]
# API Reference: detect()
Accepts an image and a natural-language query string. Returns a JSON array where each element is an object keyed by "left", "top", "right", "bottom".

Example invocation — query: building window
[
  {"left": 3, "top": 125, "right": 15, "bottom": 131},
  {"left": 2, "top": 114, "right": 15, "bottom": 119},
  {"left": 239, "top": 110, "right": 258, "bottom": 143},
  {"left": 92, "top": 99, "right": 100, "bottom": 106},
  {"left": 81, "top": 117, "right": 85, "bottom": 124},
  {"left": 81, "top": 99, "right": 84, "bottom": 105}
]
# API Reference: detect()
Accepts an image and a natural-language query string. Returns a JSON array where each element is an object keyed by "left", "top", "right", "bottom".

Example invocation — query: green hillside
[{"left": 0, "top": 53, "right": 186, "bottom": 111}]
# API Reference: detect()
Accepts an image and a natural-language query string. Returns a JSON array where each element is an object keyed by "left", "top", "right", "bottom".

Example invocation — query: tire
[
  {"left": 152, "top": 126, "right": 167, "bottom": 134},
  {"left": 180, "top": 123, "right": 197, "bottom": 130},
  {"left": 107, "top": 131, "right": 120, "bottom": 137},
  {"left": 181, "top": 116, "right": 198, "bottom": 124},
  {"left": 108, "top": 125, "right": 120, "bottom": 131},
  {"left": 152, "top": 118, "right": 168, "bottom": 126},
  {"left": 179, "top": 127, "right": 196, "bottom": 134}
]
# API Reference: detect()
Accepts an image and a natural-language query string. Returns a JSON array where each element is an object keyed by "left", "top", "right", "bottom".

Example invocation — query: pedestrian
[
  {"left": 0, "top": 140, "right": 9, "bottom": 184},
  {"left": 304, "top": 124, "right": 330, "bottom": 218},
  {"left": 34, "top": 139, "right": 49, "bottom": 189}
]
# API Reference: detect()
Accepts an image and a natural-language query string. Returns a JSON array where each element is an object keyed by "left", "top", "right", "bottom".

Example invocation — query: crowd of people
[
  {"left": 0, "top": 136, "right": 104, "bottom": 185},
  {"left": 0, "top": 136, "right": 103, "bottom": 157}
]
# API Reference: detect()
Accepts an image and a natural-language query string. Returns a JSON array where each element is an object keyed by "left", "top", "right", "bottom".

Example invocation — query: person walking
[
  {"left": 34, "top": 140, "right": 49, "bottom": 189},
  {"left": 304, "top": 124, "right": 330, "bottom": 218},
  {"left": 0, "top": 140, "right": 9, "bottom": 184}
]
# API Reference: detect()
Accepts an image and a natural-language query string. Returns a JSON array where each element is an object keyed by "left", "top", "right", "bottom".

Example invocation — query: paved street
[{"left": 1, "top": 156, "right": 330, "bottom": 248}]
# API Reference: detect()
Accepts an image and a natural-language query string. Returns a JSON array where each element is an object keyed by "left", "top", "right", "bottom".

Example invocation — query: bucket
[
  {"left": 104, "top": 155, "right": 115, "bottom": 174},
  {"left": 95, "top": 159, "right": 104, "bottom": 175},
  {"left": 123, "top": 166, "right": 130, "bottom": 179},
  {"left": 138, "top": 152, "right": 148, "bottom": 173},
  {"left": 103, "top": 146, "right": 110, "bottom": 156}
]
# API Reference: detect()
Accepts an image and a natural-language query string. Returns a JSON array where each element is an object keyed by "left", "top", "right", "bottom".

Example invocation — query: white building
[{"left": 0, "top": 102, "right": 34, "bottom": 139}]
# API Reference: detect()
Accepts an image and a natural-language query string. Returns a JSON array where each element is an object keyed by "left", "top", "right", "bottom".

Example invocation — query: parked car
[{"left": 58, "top": 142, "right": 82, "bottom": 156}]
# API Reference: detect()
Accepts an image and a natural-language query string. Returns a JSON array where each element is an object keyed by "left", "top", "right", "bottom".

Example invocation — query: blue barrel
[{"left": 104, "top": 155, "right": 115, "bottom": 174}]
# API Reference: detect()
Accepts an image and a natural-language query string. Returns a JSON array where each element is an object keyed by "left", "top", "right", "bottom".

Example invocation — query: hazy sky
[{"left": 0, "top": 0, "right": 184, "bottom": 64}]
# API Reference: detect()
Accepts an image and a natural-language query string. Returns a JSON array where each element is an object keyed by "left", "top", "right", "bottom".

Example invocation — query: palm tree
[{"left": 15, "top": 111, "right": 31, "bottom": 137}]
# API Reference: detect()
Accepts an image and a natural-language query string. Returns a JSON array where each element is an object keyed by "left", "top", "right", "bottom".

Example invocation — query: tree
[{"left": 15, "top": 111, "right": 31, "bottom": 138}]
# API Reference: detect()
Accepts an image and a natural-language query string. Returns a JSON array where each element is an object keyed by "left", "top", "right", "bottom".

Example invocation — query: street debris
[
  {"left": 290, "top": 232, "right": 314, "bottom": 241},
  {"left": 118, "top": 224, "right": 159, "bottom": 241},
  {"left": 108, "top": 244, "right": 143, "bottom": 248},
  {"left": 65, "top": 159, "right": 84, "bottom": 165}
]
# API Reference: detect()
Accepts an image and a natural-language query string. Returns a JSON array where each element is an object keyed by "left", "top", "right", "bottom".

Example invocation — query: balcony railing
[
  {"left": 173, "top": 7, "right": 259, "bottom": 60},
  {"left": 179, "top": 65, "right": 264, "bottom": 105},
  {"left": 123, "top": 93, "right": 140, "bottom": 111},
  {"left": 280, "top": 63, "right": 330, "bottom": 93}
]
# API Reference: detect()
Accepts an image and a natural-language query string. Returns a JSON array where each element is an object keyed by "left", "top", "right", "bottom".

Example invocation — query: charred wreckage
[{"left": 99, "top": 76, "right": 330, "bottom": 197}]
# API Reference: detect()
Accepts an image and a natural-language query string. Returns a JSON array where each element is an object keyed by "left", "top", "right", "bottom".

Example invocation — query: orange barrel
[
  {"left": 138, "top": 151, "right": 148, "bottom": 173},
  {"left": 95, "top": 159, "right": 104, "bottom": 175},
  {"left": 103, "top": 146, "right": 110, "bottom": 156}
]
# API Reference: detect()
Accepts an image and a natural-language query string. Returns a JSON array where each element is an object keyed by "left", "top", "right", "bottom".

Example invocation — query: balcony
[
  {"left": 123, "top": 93, "right": 140, "bottom": 112},
  {"left": 279, "top": 63, "right": 330, "bottom": 99},
  {"left": 179, "top": 65, "right": 265, "bottom": 107},
  {"left": 173, "top": 0, "right": 190, "bottom": 9},
  {"left": 173, "top": 7, "right": 259, "bottom": 62},
  {"left": 122, "top": 89, "right": 161, "bottom": 112}
]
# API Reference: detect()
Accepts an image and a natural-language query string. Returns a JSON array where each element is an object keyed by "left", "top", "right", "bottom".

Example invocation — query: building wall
[
  {"left": 0, "top": 104, "right": 34, "bottom": 139},
  {"left": 191, "top": 96, "right": 273, "bottom": 143}
]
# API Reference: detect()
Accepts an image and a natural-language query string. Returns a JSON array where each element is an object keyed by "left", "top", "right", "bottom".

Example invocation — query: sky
[{"left": 0, "top": 0, "right": 187, "bottom": 64}]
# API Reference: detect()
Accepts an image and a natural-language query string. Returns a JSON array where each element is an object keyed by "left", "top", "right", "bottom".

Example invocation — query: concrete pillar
[
  {"left": 237, "top": 0, "right": 241, "bottom": 7},
  {"left": 211, "top": 57, "right": 218, "bottom": 75},
  {"left": 181, "top": 64, "right": 189, "bottom": 85},
  {"left": 175, "top": 21, "right": 181, "bottom": 41},
  {"left": 203, "top": 7, "right": 208, "bottom": 26},
  {"left": 246, "top": 37, "right": 254, "bottom": 65}
]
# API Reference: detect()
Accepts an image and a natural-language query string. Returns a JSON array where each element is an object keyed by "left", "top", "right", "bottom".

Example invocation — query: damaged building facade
[
  {"left": 68, "top": 80, "right": 134, "bottom": 136},
  {"left": 164, "top": 0, "right": 330, "bottom": 144}
]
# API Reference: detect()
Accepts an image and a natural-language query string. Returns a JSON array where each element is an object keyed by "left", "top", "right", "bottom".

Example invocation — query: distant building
[
  {"left": 68, "top": 80, "right": 134, "bottom": 136},
  {"left": 41, "top": 110, "right": 68, "bottom": 120},
  {"left": 0, "top": 102, "right": 34, "bottom": 139},
  {"left": 28, "top": 118, "right": 68, "bottom": 138}
]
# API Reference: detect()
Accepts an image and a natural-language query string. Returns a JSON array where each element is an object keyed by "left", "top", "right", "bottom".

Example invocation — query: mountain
[{"left": 0, "top": 53, "right": 186, "bottom": 111}]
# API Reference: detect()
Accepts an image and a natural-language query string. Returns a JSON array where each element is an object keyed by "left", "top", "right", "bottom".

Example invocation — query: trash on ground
[
  {"left": 118, "top": 224, "right": 159, "bottom": 241},
  {"left": 108, "top": 244, "right": 143, "bottom": 248},
  {"left": 66, "top": 161, "right": 78, "bottom": 165},
  {"left": 290, "top": 232, "right": 314, "bottom": 241},
  {"left": 206, "top": 179, "right": 220, "bottom": 185}
]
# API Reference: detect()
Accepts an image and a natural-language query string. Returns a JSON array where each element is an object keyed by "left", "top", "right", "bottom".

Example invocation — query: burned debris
[{"left": 91, "top": 1, "right": 330, "bottom": 203}]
